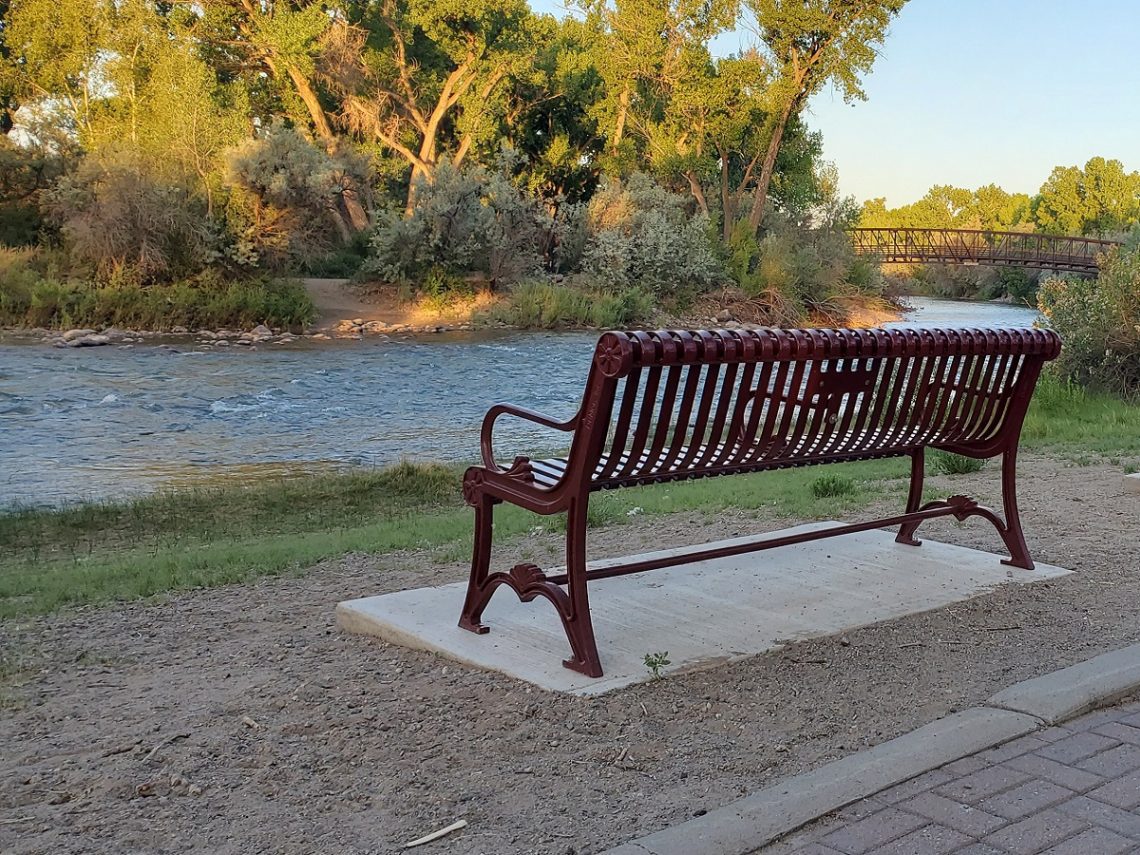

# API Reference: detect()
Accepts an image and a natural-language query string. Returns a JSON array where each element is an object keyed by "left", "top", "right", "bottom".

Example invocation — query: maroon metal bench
[{"left": 459, "top": 327, "right": 1062, "bottom": 678}]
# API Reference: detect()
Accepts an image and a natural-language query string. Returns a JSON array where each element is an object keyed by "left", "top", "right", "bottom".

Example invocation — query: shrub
[
  {"left": 225, "top": 124, "right": 369, "bottom": 269},
  {"left": 726, "top": 215, "right": 882, "bottom": 323},
  {"left": 41, "top": 149, "right": 209, "bottom": 282},
  {"left": 581, "top": 174, "right": 723, "bottom": 295},
  {"left": 365, "top": 158, "right": 547, "bottom": 290},
  {"left": 1038, "top": 245, "right": 1140, "bottom": 396}
]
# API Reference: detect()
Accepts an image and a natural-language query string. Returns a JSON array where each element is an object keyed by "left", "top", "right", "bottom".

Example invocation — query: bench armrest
[{"left": 480, "top": 404, "right": 579, "bottom": 473}]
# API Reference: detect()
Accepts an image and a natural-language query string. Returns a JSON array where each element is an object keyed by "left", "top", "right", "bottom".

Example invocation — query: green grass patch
[
  {"left": 0, "top": 459, "right": 910, "bottom": 619},
  {"left": 0, "top": 257, "right": 315, "bottom": 331},
  {"left": 930, "top": 451, "right": 986, "bottom": 476},
  {"left": 482, "top": 280, "right": 654, "bottom": 329},
  {"left": 809, "top": 474, "right": 857, "bottom": 498},
  {"left": 1022, "top": 372, "right": 1140, "bottom": 458}
]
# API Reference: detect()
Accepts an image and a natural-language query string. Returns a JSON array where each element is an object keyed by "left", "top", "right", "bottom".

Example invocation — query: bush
[
  {"left": 225, "top": 124, "right": 370, "bottom": 270},
  {"left": 1038, "top": 246, "right": 1140, "bottom": 396},
  {"left": 41, "top": 149, "right": 209, "bottom": 282},
  {"left": 581, "top": 174, "right": 723, "bottom": 295},
  {"left": 365, "top": 158, "right": 547, "bottom": 290},
  {"left": 727, "top": 217, "right": 883, "bottom": 324}
]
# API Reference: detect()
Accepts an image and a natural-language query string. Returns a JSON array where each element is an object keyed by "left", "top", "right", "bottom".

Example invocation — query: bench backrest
[{"left": 565, "top": 327, "right": 1062, "bottom": 490}]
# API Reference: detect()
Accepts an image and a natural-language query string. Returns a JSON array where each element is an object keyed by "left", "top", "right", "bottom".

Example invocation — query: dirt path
[
  {"left": 2, "top": 457, "right": 1139, "bottom": 854},
  {"left": 303, "top": 278, "right": 392, "bottom": 330},
  {"left": 302, "top": 279, "right": 492, "bottom": 331}
]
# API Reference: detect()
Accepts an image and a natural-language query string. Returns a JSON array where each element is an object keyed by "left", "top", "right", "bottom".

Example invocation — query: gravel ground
[{"left": 2, "top": 456, "right": 1138, "bottom": 855}]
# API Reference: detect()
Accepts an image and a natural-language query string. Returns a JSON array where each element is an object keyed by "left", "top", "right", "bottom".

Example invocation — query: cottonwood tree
[
  {"left": 325, "top": 0, "right": 534, "bottom": 212},
  {"left": 745, "top": 0, "right": 907, "bottom": 232},
  {"left": 1034, "top": 157, "right": 1140, "bottom": 236},
  {"left": 2, "top": 0, "right": 115, "bottom": 139},
  {"left": 577, "top": 0, "right": 736, "bottom": 169}
]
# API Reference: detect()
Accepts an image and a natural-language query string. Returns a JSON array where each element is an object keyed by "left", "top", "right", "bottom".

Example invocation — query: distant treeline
[{"left": 861, "top": 157, "right": 1140, "bottom": 238}]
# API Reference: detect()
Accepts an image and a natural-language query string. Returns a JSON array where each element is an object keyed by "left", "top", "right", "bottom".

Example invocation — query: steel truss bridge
[{"left": 850, "top": 228, "right": 1122, "bottom": 275}]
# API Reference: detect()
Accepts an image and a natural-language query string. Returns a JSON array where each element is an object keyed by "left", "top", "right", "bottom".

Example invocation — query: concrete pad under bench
[{"left": 337, "top": 523, "right": 1069, "bottom": 696}]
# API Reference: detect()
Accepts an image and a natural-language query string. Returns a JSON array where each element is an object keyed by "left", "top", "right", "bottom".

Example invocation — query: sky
[{"left": 530, "top": 1, "right": 1140, "bottom": 206}]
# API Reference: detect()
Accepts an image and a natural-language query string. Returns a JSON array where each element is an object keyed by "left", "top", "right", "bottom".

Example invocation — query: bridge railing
[{"left": 849, "top": 227, "right": 1121, "bottom": 274}]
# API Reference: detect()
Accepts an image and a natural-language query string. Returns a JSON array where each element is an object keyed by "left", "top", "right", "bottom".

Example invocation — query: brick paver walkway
[{"left": 764, "top": 700, "right": 1140, "bottom": 855}]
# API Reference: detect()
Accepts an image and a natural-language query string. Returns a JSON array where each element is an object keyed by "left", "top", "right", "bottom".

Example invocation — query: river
[{"left": 0, "top": 297, "right": 1040, "bottom": 507}]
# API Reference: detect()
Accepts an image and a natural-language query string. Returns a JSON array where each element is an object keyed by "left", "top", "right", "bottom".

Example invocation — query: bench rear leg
[
  {"left": 458, "top": 495, "right": 495, "bottom": 633},
  {"left": 999, "top": 447, "right": 1034, "bottom": 570},
  {"left": 895, "top": 448, "right": 925, "bottom": 546}
]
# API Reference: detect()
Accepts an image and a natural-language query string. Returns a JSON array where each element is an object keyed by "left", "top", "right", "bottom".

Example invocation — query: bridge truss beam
[{"left": 850, "top": 228, "right": 1120, "bottom": 275}]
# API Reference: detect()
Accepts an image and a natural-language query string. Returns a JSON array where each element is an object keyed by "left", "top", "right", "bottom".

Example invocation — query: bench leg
[
  {"left": 458, "top": 495, "right": 496, "bottom": 634},
  {"left": 999, "top": 448, "right": 1034, "bottom": 570},
  {"left": 457, "top": 496, "right": 604, "bottom": 678},
  {"left": 895, "top": 449, "right": 925, "bottom": 546},
  {"left": 561, "top": 500, "right": 603, "bottom": 678}
]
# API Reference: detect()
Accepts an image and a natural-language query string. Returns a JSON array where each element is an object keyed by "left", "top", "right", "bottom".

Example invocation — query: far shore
[{"left": 1, "top": 279, "right": 909, "bottom": 347}]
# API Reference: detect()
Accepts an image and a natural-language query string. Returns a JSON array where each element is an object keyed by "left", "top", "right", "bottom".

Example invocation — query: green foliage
[
  {"left": 864, "top": 158, "right": 1140, "bottom": 239},
  {"left": 809, "top": 474, "right": 856, "bottom": 499},
  {"left": 484, "top": 280, "right": 653, "bottom": 329},
  {"left": 225, "top": 124, "right": 368, "bottom": 268},
  {"left": 581, "top": 174, "right": 723, "bottom": 294},
  {"left": 0, "top": 136, "right": 64, "bottom": 245},
  {"left": 1038, "top": 246, "right": 1140, "bottom": 396},
  {"left": 0, "top": 258, "right": 315, "bottom": 330},
  {"left": 1034, "top": 157, "right": 1140, "bottom": 237},
  {"left": 643, "top": 651, "right": 671, "bottom": 679},
  {"left": 930, "top": 452, "right": 985, "bottom": 476},
  {"left": 365, "top": 157, "right": 547, "bottom": 289},
  {"left": 729, "top": 217, "right": 883, "bottom": 323},
  {"left": 862, "top": 184, "right": 1033, "bottom": 231}
]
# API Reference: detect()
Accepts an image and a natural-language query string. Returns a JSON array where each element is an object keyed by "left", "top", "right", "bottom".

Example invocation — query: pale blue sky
[{"left": 530, "top": 1, "right": 1140, "bottom": 206}]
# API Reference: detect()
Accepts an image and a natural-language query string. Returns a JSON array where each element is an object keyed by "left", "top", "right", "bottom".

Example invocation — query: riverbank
[{"left": 2, "top": 276, "right": 905, "bottom": 343}]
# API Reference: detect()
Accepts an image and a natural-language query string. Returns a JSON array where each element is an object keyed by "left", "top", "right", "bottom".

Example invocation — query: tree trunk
[
  {"left": 747, "top": 102, "right": 794, "bottom": 234},
  {"left": 719, "top": 145, "right": 734, "bottom": 242},
  {"left": 286, "top": 66, "right": 336, "bottom": 144},
  {"left": 684, "top": 171, "right": 708, "bottom": 216},
  {"left": 405, "top": 163, "right": 430, "bottom": 216},
  {"left": 611, "top": 85, "right": 631, "bottom": 155}
]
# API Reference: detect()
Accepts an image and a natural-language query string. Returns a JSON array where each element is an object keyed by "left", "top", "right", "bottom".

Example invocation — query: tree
[
  {"left": 326, "top": 0, "right": 534, "bottom": 212},
  {"left": 744, "top": 0, "right": 907, "bottom": 232},
  {"left": 501, "top": 16, "right": 605, "bottom": 205},
  {"left": 1033, "top": 158, "right": 1140, "bottom": 236},
  {"left": 2, "top": 0, "right": 114, "bottom": 139},
  {"left": 576, "top": 0, "right": 736, "bottom": 170},
  {"left": 0, "top": 0, "right": 18, "bottom": 134}
]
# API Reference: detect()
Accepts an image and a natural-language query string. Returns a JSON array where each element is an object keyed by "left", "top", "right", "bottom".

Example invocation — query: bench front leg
[
  {"left": 895, "top": 448, "right": 926, "bottom": 546},
  {"left": 458, "top": 493, "right": 496, "bottom": 633},
  {"left": 561, "top": 497, "right": 603, "bottom": 678}
]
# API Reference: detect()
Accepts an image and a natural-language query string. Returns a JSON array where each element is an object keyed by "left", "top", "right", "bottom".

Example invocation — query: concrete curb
[
  {"left": 602, "top": 641, "right": 1140, "bottom": 855},
  {"left": 987, "top": 643, "right": 1140, "bottom": 724}
]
